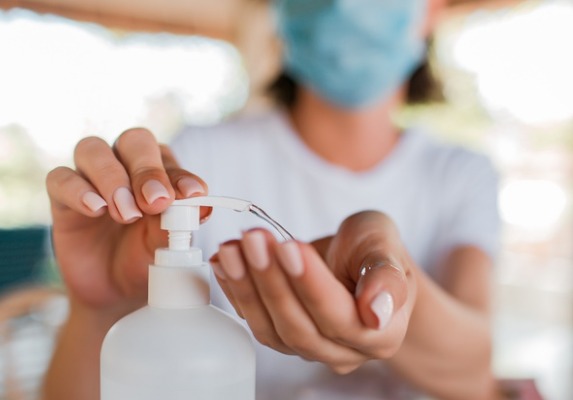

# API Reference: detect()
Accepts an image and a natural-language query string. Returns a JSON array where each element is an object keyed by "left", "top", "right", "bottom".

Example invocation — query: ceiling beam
[{"left": 0, "top": 0, "right": 242, "bottom": 39}]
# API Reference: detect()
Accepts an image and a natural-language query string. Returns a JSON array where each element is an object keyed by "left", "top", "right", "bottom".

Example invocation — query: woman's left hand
[{"left": 210, "top": 210, "right": 418, "bottom": 374}]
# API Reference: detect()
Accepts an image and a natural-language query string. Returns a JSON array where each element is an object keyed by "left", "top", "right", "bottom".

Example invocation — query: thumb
[{"left": 355, "top": 256, "right": 409, "bottom": 330}]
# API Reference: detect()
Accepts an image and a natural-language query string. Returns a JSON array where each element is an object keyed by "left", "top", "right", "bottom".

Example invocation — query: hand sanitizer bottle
[{"left": 101, "top": 196, "right": 256, "bottom": 400}]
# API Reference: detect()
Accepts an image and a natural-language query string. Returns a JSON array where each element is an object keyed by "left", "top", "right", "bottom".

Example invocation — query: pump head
[
  {"left": 159, "top": 196, "right": 254, "bottom": 252},
  {"left": 161, "top": 196, "right": 253, "bottom": 231},
  {"left": 150, "top": 195, "right": 293, "bottom": 307},
  {"left": 160, "top": 195, "right": 294, "bottom": 248}
]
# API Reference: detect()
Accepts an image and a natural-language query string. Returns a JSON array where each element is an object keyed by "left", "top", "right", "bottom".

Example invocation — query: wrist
[{"left": 66, "top": 297, "right": 141, "bottom": 334}]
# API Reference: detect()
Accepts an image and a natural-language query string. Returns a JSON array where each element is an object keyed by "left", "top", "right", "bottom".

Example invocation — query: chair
[
  {"left": 0, "top": 226, "right": 52, "bottom": 293},
  {"left": 0, "top": 226, "right": 66, "bottom": 399}
]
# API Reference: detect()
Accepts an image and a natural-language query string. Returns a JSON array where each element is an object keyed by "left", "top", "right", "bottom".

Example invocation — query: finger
[
  {"left": 208, "top": 255, "right": 243, "bottom": 318},
  {"left": 321, "top": 210, "right": 408, "bottom": 331},
  {"left": 352, "top": 256, "right": 414, "bottom": 359},
  {"left": 217, "top": 241, "right": 294, "bottom": 355},
  {"left": 242, "top": 230, "right": 366, "bottom": 371},
  {"left": 275, "top": 240, "right": 363, "bottom": 333},
  {"left": 354, "top": 257, "right": 408, "bottom": 330},
  {"left": 309, "top": 236, "right": 332, "bottom": 260},
  {"left": 113, "top": 128, "right": 175, "bottom": 214},
  {"left": 46, "top": 166, "right": 108, "bottom": 216},
  {"left": 159, "top": 145, "right": 206, "bottom": 197},
  {"left": 74, "top": 136, "right": 142, "bottom": 223},
  {"left": 273, "top": 240, "right": 398, "bottom": 359},
  {"left": 159, "top": 145, "right": 211, "bottom": 222}
]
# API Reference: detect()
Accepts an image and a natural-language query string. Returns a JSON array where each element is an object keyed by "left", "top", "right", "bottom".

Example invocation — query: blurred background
[{"left": 0, "top": 0, "right": 572, "bottom": 398}]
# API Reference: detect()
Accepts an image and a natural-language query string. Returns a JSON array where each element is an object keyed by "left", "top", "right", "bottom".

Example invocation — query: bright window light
[
  {"left": 499, "top": 179, "right": 567, "bottom": 234},
  {"left": 452, "top": 1, "right": 573, "bottom": 125},
  {"left": 0, "top": 9, "right": 249, "bottom": 160}
]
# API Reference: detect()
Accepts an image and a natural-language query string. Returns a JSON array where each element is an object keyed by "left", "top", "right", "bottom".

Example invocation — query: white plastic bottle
[{"left": 101, "top": 196, "right": 256, "bottom": 400}]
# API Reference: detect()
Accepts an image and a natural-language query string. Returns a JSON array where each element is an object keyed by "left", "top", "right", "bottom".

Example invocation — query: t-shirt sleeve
[{"left": 439, "top": 151, "right": 501, "bottom": 261}]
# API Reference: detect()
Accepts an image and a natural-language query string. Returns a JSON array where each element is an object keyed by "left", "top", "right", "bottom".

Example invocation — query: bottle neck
[{"left": 148, "top": 247, "right": 210, "bottom": 308}]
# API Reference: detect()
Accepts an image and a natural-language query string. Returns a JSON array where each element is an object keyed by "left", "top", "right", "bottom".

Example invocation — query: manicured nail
[
  {"left": 276, "top": 241, "right": 304, "bottom": 277},
  {"left": 177, "top": 177, "right": 205, "bottom": 197},
  {"left": 113, "top": 187, "right": 143, "bottom": 221},
  {"left": 210, "top": 261, "right": 227, "bottom": 280},
  {"left": 218, "top": 244, "right": 246, "bottom": 280},
  {"left": 370, "top": 291, "right": 394, "bottom": 330},
  {"left": 243, "top": 231, "right": 269, "bottom": 271},
  {"left": 81, "top": 191, "right": 107, "bottom": 212},
  {"left": 141, "top": 179, "right": 170, "bottom": 205}
]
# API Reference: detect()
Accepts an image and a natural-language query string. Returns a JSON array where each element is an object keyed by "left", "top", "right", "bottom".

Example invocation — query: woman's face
[{"left": 277, "top": 0, "right": 439, "bottom": 108}]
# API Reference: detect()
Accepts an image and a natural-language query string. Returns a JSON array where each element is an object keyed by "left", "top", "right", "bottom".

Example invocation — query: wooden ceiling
[
  {"left": 0, "top": 0, "right": 247, "bottom": 39},
  {"left": 1, "top": 0, "right": 523, "bottom": 40}
]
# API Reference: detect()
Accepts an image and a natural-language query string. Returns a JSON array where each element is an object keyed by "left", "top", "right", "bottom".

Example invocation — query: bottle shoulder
[
  {"left": 101, "top": 305, "right": 255, "bottom": 382},
  {"left": 104, "top": 305, "right": 251, "bottom": 343}
]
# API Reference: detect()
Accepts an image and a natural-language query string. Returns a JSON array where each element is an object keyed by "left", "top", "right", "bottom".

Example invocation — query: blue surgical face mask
[{"left": 275, "top": 0, "right": 427, "bottom": 108}]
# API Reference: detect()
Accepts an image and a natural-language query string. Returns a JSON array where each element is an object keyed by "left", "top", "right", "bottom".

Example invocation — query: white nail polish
[
  {"left": 82, "top": 191, "right": 107, "bottom": 212},
  {"left": 277, "top": 241, "right": 304, "bottom": 277},
  {"left": 177, "top": 177, "right": 205, "bottom": 197},
  {"left": 243, "top": 231, "right": 269, "bottom": 271},
  {"left": 113, "top": 187, "right": 142, "bottom": 221},
  {"left": 142, "top": 180, "right": 170, "bottom": 205},
  {"left": 210, "top": 261, "right": 227, "bottom": 280},
  {"left": 370, "top": 291, "right": 394, "bottom": 330},
  {"left": 218, "top": 244, "right": 246, "bottom": 280}
]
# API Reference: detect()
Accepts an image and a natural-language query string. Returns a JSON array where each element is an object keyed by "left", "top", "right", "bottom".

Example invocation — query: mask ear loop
[{"left": 248, "top": 204, "right": 295, "bottom": 241}]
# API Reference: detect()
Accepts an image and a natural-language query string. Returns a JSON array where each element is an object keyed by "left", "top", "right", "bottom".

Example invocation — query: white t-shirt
[{"left": 170, "top": 108, "right": 500, "bottom": 399}]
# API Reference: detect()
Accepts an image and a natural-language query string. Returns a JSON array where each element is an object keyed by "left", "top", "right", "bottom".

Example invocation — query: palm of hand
[{"left": 53, "top": 211, "right": 164, "bottom": 310}]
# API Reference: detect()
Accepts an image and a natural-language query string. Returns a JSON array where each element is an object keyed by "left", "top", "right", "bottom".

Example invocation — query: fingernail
[
  {"left": 276, "top": 241, "right": 304, "bottom": 277},
  {"left": 113, "top": 187, "right": 143, "bottom": 221},
  {"left": 177, "top": 177, "right": 205, "bottom": 197},
  {"left": 218, "top": 244, "right": 246, "bottom": 280},
  {"left": 82, "top": 191, "right": 107, "bottom": 212},
  {"left": 243, "top": 231, "right": 269, "bottom": 271},
  {"left": 141, "top": 179, "right": 170, "bottom": 205},
  {"left": 210, "top": 261, "right": 227, "bottom": 280},
  {"left": 370, "top": 291, "right": 394, "bottom": 330}
]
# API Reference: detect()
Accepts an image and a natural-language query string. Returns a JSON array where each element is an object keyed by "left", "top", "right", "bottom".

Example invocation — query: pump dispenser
[{"left": 100, "top": 196, "right": 260, "bottom": 400}]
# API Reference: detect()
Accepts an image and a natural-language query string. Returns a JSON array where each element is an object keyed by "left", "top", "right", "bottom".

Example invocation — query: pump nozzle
[
  {"left": 172, "top": 196, "right": 252, "bottom": 212},
  {"left": 162, "top": 196, "right": 294, "bottom": 241},
  {"left": 151, "top": 195, "right": 294, "bottom": 306}
]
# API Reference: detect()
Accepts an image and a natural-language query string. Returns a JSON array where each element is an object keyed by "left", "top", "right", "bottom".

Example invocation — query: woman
[{"left": 43, "top": 0, "right": 500, "bottom": 399}]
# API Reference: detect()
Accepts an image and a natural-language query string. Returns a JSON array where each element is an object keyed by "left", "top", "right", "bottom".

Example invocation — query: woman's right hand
[{"left": 46, "top": 128, "right": 208, "bottom": 317}]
